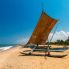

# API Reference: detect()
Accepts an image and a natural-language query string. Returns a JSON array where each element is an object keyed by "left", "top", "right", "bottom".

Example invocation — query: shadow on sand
[{"left": 19, "top": 52, "right": 67, "bottom": 58}]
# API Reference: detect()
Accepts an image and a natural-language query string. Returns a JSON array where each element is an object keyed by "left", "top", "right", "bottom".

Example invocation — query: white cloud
[
  {"left": 67, "top": 32, "right": 69, "bottom": 36},
  {"left": 48, "top": 31, "right": 69, "bottom": 42}
]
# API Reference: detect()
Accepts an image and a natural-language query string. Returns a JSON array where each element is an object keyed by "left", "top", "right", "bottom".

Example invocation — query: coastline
[
  {"left": 0, "top": 45, "right": 69, "bottom": 69},
  {"left": 0, "top": 45, "right": 20, "bottom": 53}
]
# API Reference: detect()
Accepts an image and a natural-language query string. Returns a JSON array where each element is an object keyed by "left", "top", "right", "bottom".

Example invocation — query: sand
[{"left": 0, "top": 45, "right": 69, "bottom": 69}]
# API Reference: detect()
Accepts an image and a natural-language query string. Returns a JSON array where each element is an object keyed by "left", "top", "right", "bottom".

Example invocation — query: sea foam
[{"left": 0, "top": 46, "right": 13, "bottom": 51}]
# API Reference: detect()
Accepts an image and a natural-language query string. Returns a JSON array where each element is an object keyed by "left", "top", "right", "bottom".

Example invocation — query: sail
[{"left": 27, "top": 11, "right": 58, "bottom": 45}]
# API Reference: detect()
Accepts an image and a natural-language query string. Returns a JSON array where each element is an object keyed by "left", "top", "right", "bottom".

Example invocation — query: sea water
[{"left": 0, "top": 44, "right": 17, "bottom": 51}]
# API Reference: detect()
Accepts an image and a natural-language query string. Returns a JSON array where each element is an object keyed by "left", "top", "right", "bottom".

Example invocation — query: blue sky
[{"left": 0, "top": 0, "right": 69, "bottom": 44}]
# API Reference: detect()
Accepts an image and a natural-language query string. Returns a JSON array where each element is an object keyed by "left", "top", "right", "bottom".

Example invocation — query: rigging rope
[{"left": 45, "top": 22, "right": 59, "bottom": 57}]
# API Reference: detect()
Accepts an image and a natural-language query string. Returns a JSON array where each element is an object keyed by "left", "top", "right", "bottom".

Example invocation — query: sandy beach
[{"left": 0, "top": 45, "right": 69, "bottom": 69}]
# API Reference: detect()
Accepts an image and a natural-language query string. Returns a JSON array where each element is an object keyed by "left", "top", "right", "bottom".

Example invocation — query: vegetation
[{"left": 47, "top": 37, "right": 69, "bottom": 45}]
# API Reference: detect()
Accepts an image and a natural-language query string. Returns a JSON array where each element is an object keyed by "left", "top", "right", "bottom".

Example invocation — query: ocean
[{"left": 0, "top": 44, "right": 18, "bottom": 51}]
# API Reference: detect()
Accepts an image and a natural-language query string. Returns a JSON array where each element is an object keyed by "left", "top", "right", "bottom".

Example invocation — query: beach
[{"left": 0, "top": 45, "right": 69, "bottom": 69}]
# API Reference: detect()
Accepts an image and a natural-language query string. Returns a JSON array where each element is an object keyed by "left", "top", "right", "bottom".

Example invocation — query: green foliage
[{"left": 49, "top": 37, "right": 69, "bottom": 45}]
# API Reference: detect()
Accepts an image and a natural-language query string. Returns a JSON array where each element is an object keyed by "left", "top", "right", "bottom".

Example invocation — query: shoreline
[
  {"left": 0, "top": 45, "right": 21, "bottom": 53},
  {"left": 0, "top": 45, "right": 69, "bottom": 69}
]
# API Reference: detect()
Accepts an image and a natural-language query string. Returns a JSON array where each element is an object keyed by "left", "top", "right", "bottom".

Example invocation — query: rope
[{"left": 45, "top": 22, "right": 59, "bottom": 57}]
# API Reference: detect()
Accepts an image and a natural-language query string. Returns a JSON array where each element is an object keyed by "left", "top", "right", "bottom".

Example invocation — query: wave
[{"left": 0, "top": 46, "right": 13, "bottom": 51}]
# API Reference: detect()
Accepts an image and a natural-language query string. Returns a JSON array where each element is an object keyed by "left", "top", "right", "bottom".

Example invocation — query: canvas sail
[{"left": 27, "top": 11, "right": 58, "bottom": 45}]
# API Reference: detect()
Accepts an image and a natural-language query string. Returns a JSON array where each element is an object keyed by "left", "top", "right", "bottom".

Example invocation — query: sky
[{"left": 0, "top": 0, "right": 69, "bottom": 44}]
